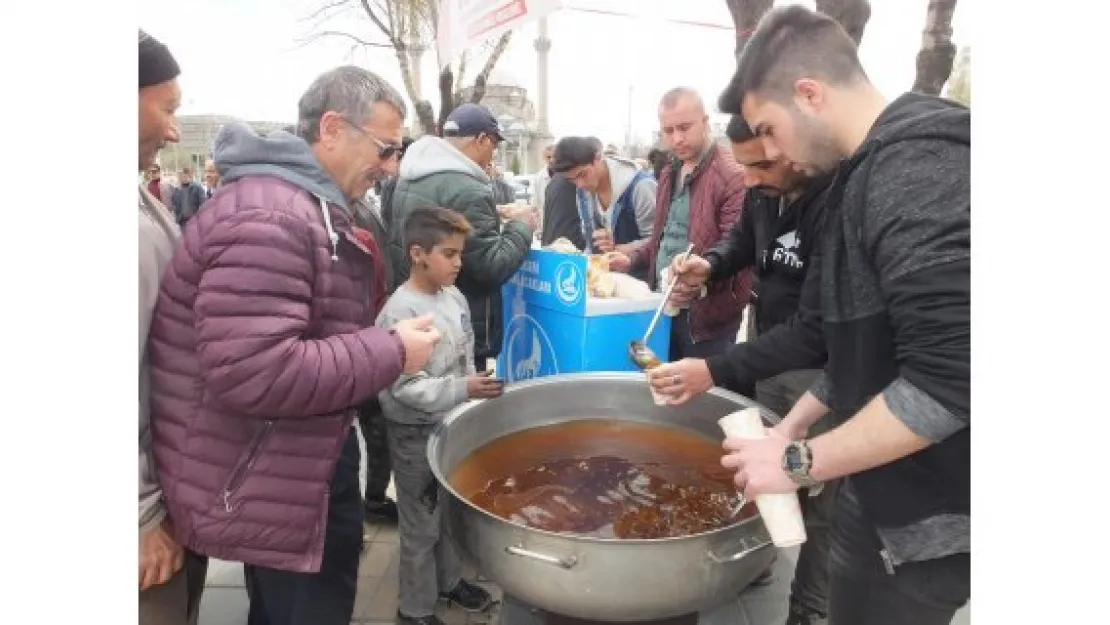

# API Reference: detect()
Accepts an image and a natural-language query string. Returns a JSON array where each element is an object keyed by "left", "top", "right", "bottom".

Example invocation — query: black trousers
[
  {"left": 245, "top": 429, "right": 364, "bottom": 625},
  {"left": 358, "top": 399, "right": 392, "bottom": 501},
  {"left": 828, "top": 482, "right": 970, "bottom": 625}
]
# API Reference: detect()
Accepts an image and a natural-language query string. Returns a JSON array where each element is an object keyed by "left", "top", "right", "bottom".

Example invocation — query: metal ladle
[{"left": 629, "top": 243, "right": 696, "bottom": 371}]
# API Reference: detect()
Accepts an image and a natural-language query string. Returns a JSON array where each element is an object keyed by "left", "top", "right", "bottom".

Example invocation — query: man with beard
[
  {"left": 716, "top": 6, "right": 970, "bottom": 624},
  {"left": 650, "top": 114, "right": 834, "bottom": 625},
  {"left": 606, "top": 87, "right": 750, "bottom": 365},
  {"left": 138, "top": 29, "right": 208, "bottom": 625}
]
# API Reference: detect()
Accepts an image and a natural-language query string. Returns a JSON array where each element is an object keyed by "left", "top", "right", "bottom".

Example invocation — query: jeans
[
  {"left": 828, "top": 482, "right": 970, "bottom": 625},
  {"left": 245, "top": 429, "right": 363, "bottom": 625}
]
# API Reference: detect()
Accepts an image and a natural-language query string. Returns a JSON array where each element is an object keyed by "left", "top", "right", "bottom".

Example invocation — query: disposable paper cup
[
  {"left": 645, "top": 371, "right": 670, "bottom": 406},
  {"left": 718, "top": 408, "right": 807, "bottom": 548}
]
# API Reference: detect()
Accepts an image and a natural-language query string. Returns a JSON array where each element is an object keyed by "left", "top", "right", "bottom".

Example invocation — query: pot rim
[{"left": 427, "top": 372, "right": 779, "bottom": 545}]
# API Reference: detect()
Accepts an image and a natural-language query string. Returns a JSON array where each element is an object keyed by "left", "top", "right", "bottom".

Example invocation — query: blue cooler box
[{"left": 497, "top": 249, "right": 671, "bottom": 383}]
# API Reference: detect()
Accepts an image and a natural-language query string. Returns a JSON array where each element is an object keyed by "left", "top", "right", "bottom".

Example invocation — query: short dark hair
[
  {"left": 724, "top": 115, "right": 756, "bottom": 144},
  {"left": 551, "top": 136, "right": 600, "bottom": 174},
  {"left": 719, "top": 5, "right": 866, "bottom": 111},
  {"left": 403, "top": 207, "right": 472, "bottom": 255}
]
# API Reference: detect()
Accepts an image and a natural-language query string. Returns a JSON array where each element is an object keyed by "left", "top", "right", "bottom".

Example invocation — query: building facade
[{"left": 157, "top": 114, "right": 292, "bottom": 172}]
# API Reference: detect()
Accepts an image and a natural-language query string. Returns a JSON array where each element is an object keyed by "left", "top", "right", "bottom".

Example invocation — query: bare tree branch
[
  {"left": 456, "top": 51, "right": 470, "bottom": 90},
  {"left": 360, "top": 0, "right": 399, "bottom": 44},
  {"left": 296, "top": 30, "right": 393, "bottom": 49},
  {"left": 302, "top": 0, "right": 355, "bottom": 23},
  {"left": 469, "top": 30, "right": 513, "bottom": 103}
]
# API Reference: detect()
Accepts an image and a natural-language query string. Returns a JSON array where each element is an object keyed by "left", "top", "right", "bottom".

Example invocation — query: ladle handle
[
  {"left": 706, "top": 533, "right": 773, "bottom": 565},
  {"left": 642, "top": 242, "right": 696, "bottom": 345},
  {"left": 505, "top": 544, "right": 579, "bottom": 569}
]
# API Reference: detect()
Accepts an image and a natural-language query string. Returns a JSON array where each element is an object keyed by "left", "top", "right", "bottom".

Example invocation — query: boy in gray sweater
[{"left": 378, "top": 207, "right": 503, "bottom": 625}]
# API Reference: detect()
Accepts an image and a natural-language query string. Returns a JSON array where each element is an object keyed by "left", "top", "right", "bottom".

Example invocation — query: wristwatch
[{"left": 782, "top": 440, "right": 822, "bottom": 489}]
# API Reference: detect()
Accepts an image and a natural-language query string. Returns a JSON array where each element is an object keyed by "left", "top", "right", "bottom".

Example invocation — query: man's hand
[
  {"left": 139, "top": 519, "right": 184, "bottom": 591},
  {"left": 647, "top": 358, "right": 714, "bottom": 405},
  {"left": 393, "top": 314, "right": 442, "bottom": 374},
  {"left": 604, "top": 251, "right": 632, "bottom": 273},
  {"left": 721, "top": 428, "right": 798, "bottom": 500},
  {"left": 592, "top": 228, "right": 615, "bottom": 253},
  {"left": 668, "top": 254, "right": 712, "bottom": 307},
  {"left": 466, "top": 369, "right": 505, "bottom": 399}
]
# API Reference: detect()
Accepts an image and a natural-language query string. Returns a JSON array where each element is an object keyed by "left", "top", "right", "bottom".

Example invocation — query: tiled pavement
[
  {"left": 200, "top": 521, "right": 969, "bottom": 624},
  {"left": 200, "top": 521, "right": 502, "bottom": 625}
]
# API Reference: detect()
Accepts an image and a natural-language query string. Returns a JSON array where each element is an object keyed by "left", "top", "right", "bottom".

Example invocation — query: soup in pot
[{"left": 448, "top": 419, "right": 757, "bottom": 539}]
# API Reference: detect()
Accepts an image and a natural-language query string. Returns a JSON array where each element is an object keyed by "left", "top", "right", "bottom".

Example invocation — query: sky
[{"left": 141, "top": 0, "right": 971, "bottom": 146}]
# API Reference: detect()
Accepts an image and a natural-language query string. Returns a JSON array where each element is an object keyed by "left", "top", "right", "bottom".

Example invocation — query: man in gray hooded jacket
[
  {"left": 389, "top": 103, "right": 536, "bottom": 367},
  {"left": 138, "top": 28, "right": 208, "bottom": 625}
]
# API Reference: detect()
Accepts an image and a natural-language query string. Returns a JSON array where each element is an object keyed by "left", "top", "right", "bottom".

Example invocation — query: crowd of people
[{"left": 139, "top": 5, "right": 969, "bottom": 625}]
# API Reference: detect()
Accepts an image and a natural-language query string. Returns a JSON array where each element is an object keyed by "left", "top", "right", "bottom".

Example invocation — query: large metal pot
[{"left": 428, "top": 373, "right": 781, "bottom": 622}]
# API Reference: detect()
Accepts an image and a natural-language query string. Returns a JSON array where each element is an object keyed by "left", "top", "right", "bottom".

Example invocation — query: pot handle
[
  {"left": 505, "top": 544, "right": 579, "bottom": 569},
  {"left": 707, "top": 535, "right": 773, "bottom": 565}
]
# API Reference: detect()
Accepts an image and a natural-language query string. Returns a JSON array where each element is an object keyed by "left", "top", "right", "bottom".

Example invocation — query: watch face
[{"left": 785, "top": 443, "right": 804, "bottom": 472}]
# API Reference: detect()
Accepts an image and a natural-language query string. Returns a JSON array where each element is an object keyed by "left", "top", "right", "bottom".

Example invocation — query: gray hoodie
[
  {"left": 139, "top": 185, "right": 180, "bottom": 532},
  {"left": 213, "top": 122, "right": 351, "bottom": 258},
  {"left": 587, "top": 155, "right": 657, "bottom": 248},
  {"left": 377, "top": 284, "right": 475, "bottom": 425}
]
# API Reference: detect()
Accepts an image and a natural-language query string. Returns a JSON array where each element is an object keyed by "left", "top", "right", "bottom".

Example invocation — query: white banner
[{"left": 436, "top": 0, "right": 563, "bottom": 69}]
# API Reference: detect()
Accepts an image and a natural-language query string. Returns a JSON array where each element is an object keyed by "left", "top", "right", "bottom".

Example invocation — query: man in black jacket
[
  {"left": 650, "top": 113, "right": 834, "bottom": 625},
  {"left": 715, "top": 7, "right": 970, "bottom": 624}
]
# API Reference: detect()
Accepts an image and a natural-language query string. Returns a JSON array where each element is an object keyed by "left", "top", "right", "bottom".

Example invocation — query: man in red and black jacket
[{"left": 608, "top": 87, "right": 752, "bottom": 377}]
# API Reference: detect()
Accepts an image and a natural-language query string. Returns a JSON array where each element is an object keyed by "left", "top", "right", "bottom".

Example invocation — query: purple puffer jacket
[{"left": 148, "top": 123, "right": 404, "bottom": 573}]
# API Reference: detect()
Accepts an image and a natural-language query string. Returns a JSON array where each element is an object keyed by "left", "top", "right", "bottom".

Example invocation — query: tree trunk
[
  {"left": 436, "top": 67, "right": 455, "bottom": 135},
  {"left": 724, "top": 0, "right": 773, "bottom": 61},
  {"left": 468, "top": 31, "right": 514, "bottom": 104},
  {"left": 814, "top": 0, "right": 871, "bottom": 45},
  {"left": 393, "top": 45, "right": 437, "bottom": 134},
  {"left": 912, "top": 0, "right": 958, "bottom": 95}
]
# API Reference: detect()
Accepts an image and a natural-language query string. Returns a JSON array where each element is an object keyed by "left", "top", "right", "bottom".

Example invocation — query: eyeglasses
[{"left": 340, "top": 117, "right": 403, "bottom": 160}]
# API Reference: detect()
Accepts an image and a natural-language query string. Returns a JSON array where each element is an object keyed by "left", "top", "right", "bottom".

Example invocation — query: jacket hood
[
  {"left": 399, "top": 136, "right": 488, "bottom": 183},
  {"left": 604, "top": 155, "right": 642, "bottom": 200},
  {"left": 213, "top": 122, "right": 349, "bottom": 210},
  {"left": 862, "top": 92, "right": 969, "bottom": 155}
]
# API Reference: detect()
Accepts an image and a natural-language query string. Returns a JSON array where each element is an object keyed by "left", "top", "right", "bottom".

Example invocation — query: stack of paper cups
[{"left": 718, "top": 408, "right": 807, "bottom": 548}]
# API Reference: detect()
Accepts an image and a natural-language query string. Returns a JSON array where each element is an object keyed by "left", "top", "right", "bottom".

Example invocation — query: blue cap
[{"left": 443, "top": 103, "right": 504, "bottom": 141}]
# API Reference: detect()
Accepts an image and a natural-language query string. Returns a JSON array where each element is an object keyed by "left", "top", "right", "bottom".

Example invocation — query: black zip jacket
[
  {"left": 813, "top": 92, "right": 970, "bottom": 565},
  {"left": 703, "top": 179, "right": 830, "bottom": 388}
]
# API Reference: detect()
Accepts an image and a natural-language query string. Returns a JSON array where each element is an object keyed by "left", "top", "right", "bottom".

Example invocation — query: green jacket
[{"left": 389, "top": 136, "right": 533, "bottom": 360}]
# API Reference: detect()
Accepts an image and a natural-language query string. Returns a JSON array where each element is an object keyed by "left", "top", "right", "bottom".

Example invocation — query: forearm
[
  {"left": 391, "top": 374, "right": 469, "bottom": 414},
  {"left": 779, "top": 391, "right": 830, "bottom": 434},
  {"left": 808, "top": 392, "right": 932, "bottom": 482}
]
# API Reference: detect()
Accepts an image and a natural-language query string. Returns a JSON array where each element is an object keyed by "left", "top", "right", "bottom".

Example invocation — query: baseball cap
[{"left": 443, "top": 104, "right": 504, "bottom": 141}]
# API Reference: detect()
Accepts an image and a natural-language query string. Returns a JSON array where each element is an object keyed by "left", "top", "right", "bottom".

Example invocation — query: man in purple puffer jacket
[{"left": 147, "top": 66, "right": 440, "bottom": 625}]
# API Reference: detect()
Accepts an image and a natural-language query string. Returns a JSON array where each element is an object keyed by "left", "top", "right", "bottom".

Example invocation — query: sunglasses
[{"left": 340, "top": 117, "right": 403, "bottom": 160}]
